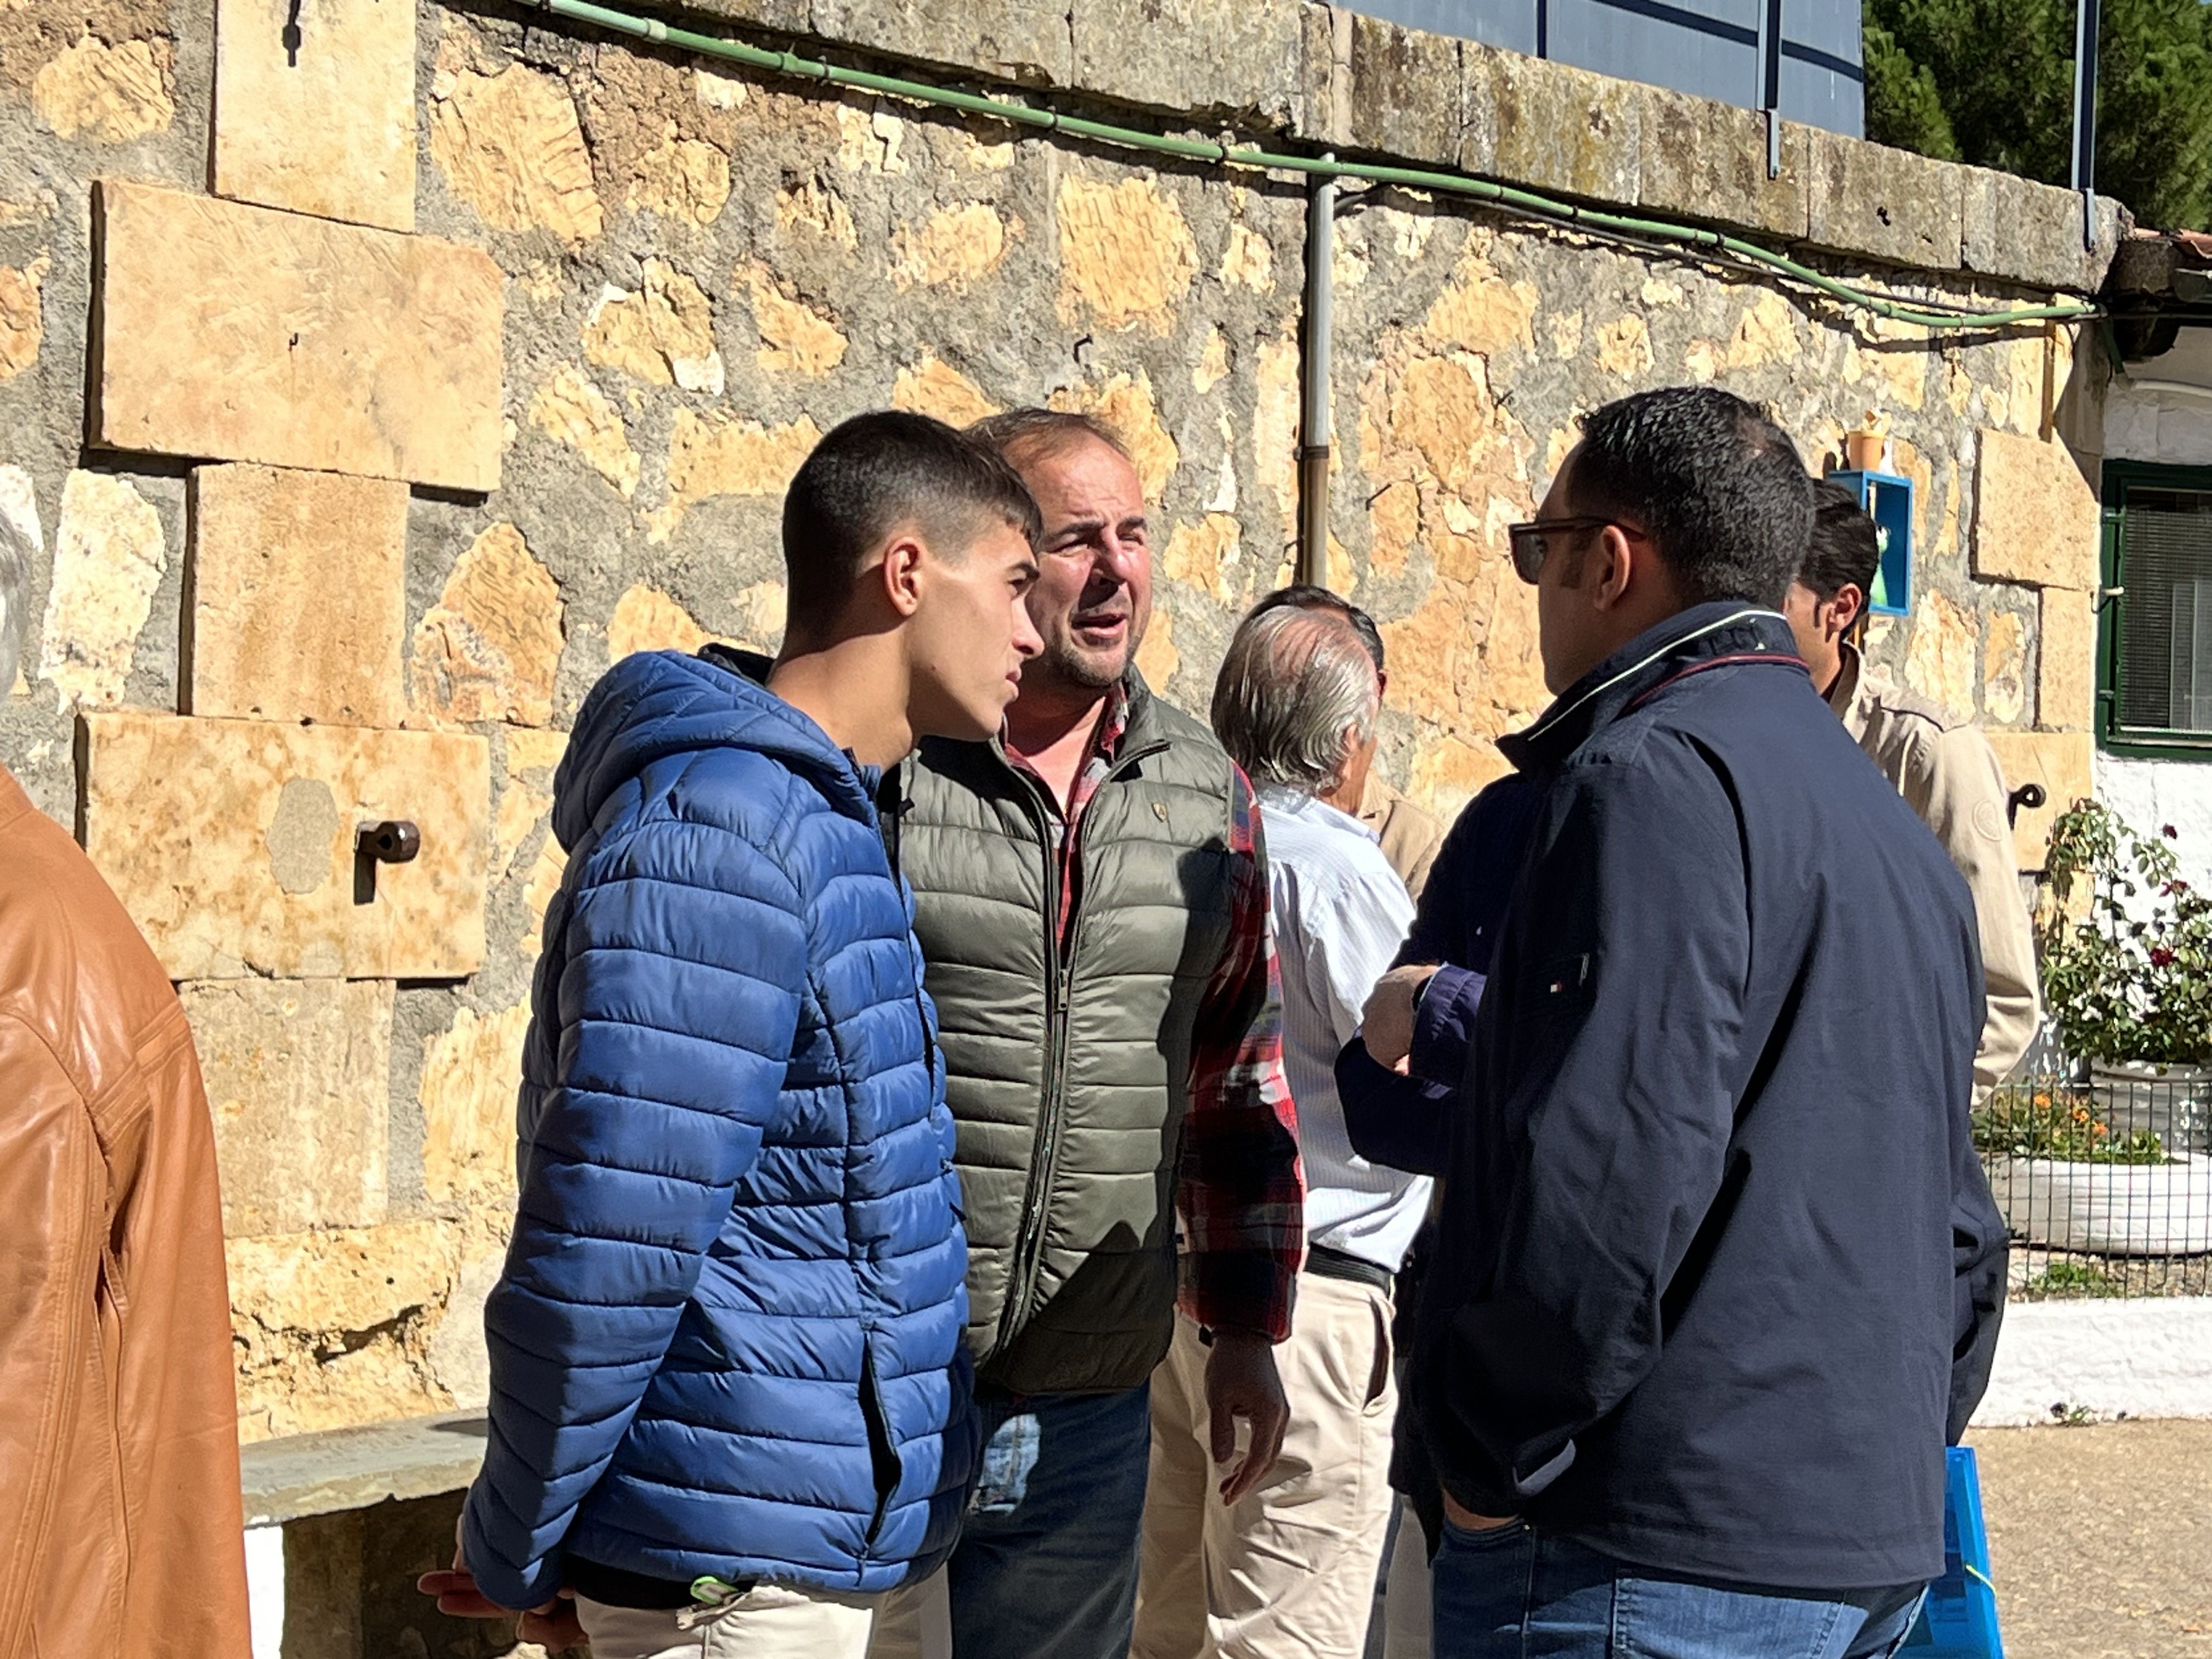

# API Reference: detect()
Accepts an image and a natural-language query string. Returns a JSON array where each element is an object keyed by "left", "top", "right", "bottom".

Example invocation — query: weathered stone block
[
  {"left": 1638, "top": 88, "right": 1809, "bottom": 242},
  {"left": 1295, "top": 0, "right": 1349, "bottom": 146},
  {"left": 37, "top": 470, "right": 166, "bottom": 709},
  {"left": 1475, "top": 47, "right": 1641, "bottom": 205},
  {"left": 407, "top": 522, "right": 566, "bottom": 729},
  {"left": 1347, "top": 13, "right": 1460, "bottom": 170},
  {"left": 1971, "top": 429, "right": 2100, "bottom": 590},
  {"left": 653, "top": 0, "right": 805, "bottom": 30},
  {"left": 419, "top": 1000, "right": 530, "bottom": 1204},
  {"left": 1961, "top": 166, "right": 2099, "bottom": 295},
  {"left": 811, "top": 0, "right": 1071, "bottom": 86},
  {"left": 92, "top": 180, "right": 501, "bottom": 492},
  {"left": 229, "top": 1218, "right": 461, "bottom": 1442},
  {"left": 1074, "top": 0, "right": 1304, "bottom": 125},
  {"left": 184, "top": 978, "right": 393, "bottom": 1236},
  {"left": 1984, "top": 730, "right": 2094, "bottom": 872},
  {"left": 212, "top": 0, "right": 417, "bottom": 232},
  {"left": 1805, "top": 130, "right": 1964, "bottom": 270},
  {"left": 186, "top": 465, "right": 408, "bottom": 727},
  {"left": 2038, "top": 585, "right": 2098, "bottom": 731},
  {"left": 81, "top": 712, "right": 490, "bottom": 980}
]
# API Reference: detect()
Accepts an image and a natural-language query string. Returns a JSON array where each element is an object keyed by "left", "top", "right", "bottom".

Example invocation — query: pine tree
[{"left": 1864, "top": 0, "right": 2212, "bottom": 231}]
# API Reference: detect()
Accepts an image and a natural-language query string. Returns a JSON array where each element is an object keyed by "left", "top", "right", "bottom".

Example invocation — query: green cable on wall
[{"left": 517, "top": 0, "right": 2100, "bottom": 335}]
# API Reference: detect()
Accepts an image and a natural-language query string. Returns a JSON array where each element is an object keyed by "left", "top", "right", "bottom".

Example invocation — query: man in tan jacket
[
  {"left": 1246, "top": 585, "right": 1447, "bottom": 899},
  {"left": 0, "top": 535, "right": 251, "bottom": 1658},
  {"left": 1786, "top": 479, "right": 2042, "bottom": 1096}
]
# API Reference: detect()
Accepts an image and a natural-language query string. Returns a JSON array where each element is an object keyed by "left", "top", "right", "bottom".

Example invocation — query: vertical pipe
[
  {"left": 2072, "top": 0, "right": 2101, "bottom": 248},
  {"left": 1759, "top": 0, "right": 1784, "bottom": 177},
  {"left": 1297, "top": 156, "right": 1336, "bottom": 590}
]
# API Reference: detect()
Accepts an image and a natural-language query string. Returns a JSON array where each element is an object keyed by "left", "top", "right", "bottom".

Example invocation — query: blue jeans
[
  {"left": 1430, "top": 1519, "right": 1927, "bottom": 1659},
  {"left": 941, "top": 1381, "right": 1153, "bottom": 1659}
]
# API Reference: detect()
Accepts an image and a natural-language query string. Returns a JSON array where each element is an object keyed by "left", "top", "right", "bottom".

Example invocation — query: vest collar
[{"left": 1499, "top": 602, "right": 1805, "bottom": 777}]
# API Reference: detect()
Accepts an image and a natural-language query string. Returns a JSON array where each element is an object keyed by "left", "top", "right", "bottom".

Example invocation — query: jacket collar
[{"left": 1499, "top": 601, "right": 1805, "bottom": 777}]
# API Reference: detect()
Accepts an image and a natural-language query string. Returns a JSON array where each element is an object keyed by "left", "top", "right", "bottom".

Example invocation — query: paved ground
[{"left": 1968, "top": 1419, "right": 2211, "bottom": 1658}]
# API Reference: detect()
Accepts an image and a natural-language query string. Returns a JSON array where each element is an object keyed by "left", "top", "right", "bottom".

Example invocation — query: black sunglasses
[{"left": 1505, "top": 516, "right": 1616, "bottom": 585}]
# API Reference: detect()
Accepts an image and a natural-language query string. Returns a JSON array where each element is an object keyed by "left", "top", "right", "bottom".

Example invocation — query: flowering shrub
[
  {"left": 1972, "top": 1085, "right": 2167, "bottom": 1165},
  {"left": 2039, "top": 802, "right": 2212, "bottom": 1066}
]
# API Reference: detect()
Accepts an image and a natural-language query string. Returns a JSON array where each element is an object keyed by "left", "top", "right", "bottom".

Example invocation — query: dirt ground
[{"left": 1968, "top": 1419, "right": 2212, "bottom": 1658}]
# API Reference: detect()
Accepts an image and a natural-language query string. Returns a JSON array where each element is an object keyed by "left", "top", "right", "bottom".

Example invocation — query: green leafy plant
[
  {"left": 1974, "top": 1084, "right": 2169, "bottom": 1163},
  {"left": 2038, "top": 801, "right": 2212, "bottom": 1067},
  {"left": 2019, "top": 1262, "right": 2126, "bottom": 1301}
]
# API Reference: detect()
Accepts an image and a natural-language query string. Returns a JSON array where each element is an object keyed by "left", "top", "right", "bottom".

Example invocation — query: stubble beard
[{"left": 1035, "top": 617, "right": 1142, "bottom": 694}]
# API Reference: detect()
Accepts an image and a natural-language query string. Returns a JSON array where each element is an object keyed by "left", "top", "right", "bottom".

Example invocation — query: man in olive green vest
[{"left": 868, "top": 410, "right": 1304, "bottom": 1659}]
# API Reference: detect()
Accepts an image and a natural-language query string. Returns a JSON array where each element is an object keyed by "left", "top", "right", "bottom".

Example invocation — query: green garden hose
[{"left": 516, "top": 0, "right": 2101, "bottom": 335}]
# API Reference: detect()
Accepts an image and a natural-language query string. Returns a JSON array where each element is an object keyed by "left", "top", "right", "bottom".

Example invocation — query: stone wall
[{"left": 0, "top": 0, "right": 2116, "bottom": 1450}]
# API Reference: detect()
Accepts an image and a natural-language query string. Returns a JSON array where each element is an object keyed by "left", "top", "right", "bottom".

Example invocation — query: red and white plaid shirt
[{"left": 1005, "top": 684, "right": 1304, "bottom": 1342}]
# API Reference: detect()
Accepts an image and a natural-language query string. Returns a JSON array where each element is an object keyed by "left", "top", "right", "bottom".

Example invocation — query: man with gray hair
[{"left": 1131, "top": 601, "right": 1423, "bottom": 1659}]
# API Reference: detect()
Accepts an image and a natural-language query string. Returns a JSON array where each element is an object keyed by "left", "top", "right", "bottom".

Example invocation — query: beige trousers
[
  {"left": 1129, "top": 1271, "right": 1398, "bottom": 1659},
  {"left": 578, "top": 1583, "right": 879, "bottom": 1658}
]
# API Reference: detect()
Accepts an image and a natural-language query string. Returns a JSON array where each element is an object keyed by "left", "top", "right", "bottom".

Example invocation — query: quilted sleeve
[{"left": 461, "top": 800, "right": 808, "bottom": 1610}]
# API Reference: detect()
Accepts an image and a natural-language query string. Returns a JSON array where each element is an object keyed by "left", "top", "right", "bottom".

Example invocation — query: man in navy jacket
[
  {"left": 423, "top": 413, "right": 1042, "bottom": 1657},
  {"left": 1408, "top": 388, "right": 2006, "bottom": 1658}
]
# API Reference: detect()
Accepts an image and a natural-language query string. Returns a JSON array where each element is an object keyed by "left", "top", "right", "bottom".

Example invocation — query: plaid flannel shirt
[{"left": 1006, "top": 684, "right": 1304, "bottom": 1342}]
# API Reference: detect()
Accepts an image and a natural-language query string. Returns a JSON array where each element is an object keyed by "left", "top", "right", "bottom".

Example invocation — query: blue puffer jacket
[{"left": 461, "top": 648, "right": 977, "bottom": 1610}]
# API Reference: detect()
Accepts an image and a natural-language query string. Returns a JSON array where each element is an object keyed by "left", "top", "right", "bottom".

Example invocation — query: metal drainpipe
[{"left": 1296, "top": 157, "right": 1335, "bottom": 590}]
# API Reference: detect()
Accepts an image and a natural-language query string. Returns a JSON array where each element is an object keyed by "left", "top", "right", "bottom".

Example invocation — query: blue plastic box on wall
[
  {"left": 1829, "top": 469, "right": 1915, "bottom": 617},
  {"left": 1900, "top": 1445, "right": 2005, "bottom": 1658}
]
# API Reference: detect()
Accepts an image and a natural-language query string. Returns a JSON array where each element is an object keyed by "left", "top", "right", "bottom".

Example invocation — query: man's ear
[
  {"left": 877, "top": 533, "right": 927, "bottom": 620},
  {"left": 1589, "top": 524, "right": 1638, "bottom": 613},
  {"left": 1831, "top": 582, "right": 1866, "bottom": 640}
]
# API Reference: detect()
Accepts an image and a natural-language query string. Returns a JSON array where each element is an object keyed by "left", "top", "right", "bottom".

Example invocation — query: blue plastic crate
[
  {"left": 1829, "top": 469, "right": 1914, "bottom": 618},
  {"left": 1900, "top": 1446, "right": 2004, "bottom": 1658}
]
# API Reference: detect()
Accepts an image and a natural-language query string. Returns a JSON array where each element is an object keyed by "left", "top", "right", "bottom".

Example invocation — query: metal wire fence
[{"left": 1979, "top": 1029, "right": 2212, "bottom": 1299}]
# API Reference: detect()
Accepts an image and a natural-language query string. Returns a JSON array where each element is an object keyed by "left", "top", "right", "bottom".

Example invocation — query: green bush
[
  {"left": 1974, "top": 1084, "right": 2169, "bottom": 1164},
  {"left": 2039, "top": 801, "right": 2212, "bottom": 1066}
]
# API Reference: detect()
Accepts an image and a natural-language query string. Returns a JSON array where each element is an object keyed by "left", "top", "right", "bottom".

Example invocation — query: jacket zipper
[
  {"left": 877, "top": 762, "right": 935, "bottom": 1087},
  {"left": 995, "top": 742, "right": 1170, "bottom": 1355}
]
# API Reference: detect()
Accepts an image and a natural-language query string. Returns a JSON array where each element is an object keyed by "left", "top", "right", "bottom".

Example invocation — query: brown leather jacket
[{"left": 0, "top": 768, "right": 250, "bottom": 1659}]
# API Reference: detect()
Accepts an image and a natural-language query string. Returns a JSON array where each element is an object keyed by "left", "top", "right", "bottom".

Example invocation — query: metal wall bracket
[{"left": 354, "top": 819, "right": 421, "bottom": 905}]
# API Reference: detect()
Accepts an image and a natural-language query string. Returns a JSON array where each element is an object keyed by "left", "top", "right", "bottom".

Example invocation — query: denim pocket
[{"left": 1441, "top": 1516, "right": 1530, "bottom": 1549}]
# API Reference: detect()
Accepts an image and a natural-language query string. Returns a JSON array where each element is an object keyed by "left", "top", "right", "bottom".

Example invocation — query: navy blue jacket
[
  {"left": 462, "top": 650, "right": 977, "bottom": 1609},
  {"left": 1336, "top": 774, "right": 1544, "bottom": 1176},
  {"left": 1413, "top": 603, "right": 2005, "bottom": 1591}
]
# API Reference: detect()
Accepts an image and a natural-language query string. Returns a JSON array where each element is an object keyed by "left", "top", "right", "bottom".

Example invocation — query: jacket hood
[{"left": 552, "top": 648, "right": 876, "bottom": 850}]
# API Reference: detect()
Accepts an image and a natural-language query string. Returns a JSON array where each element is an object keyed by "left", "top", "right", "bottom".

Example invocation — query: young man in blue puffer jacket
[{"left": 425, "top": 411, "right": 1042, "bottom": 1657}]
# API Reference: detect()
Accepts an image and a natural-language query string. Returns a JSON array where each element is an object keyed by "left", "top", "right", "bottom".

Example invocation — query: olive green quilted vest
[{"left": 901, "top": 677, "right": 1238, "bottom": 1395}]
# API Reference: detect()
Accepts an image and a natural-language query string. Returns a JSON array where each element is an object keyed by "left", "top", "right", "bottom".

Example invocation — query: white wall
[
  {"left": 2104, "top": 326, "right": 2212, "bottom": 466},
  {"left": 2094, "top": 755, "right": 2212, "bottom": 890},
  {"left": 1971, "top": 1297, "right": 2212, "bottom": 1426}
]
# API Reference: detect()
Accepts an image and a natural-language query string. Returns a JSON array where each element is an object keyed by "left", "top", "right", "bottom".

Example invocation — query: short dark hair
[
  {"left": 966, "top": 407, "right": 1131, "bottom": 470},
  {"left": 1567, "top": 387, "right": 1813, "bottom": 608},
  {"left": 781, "top": 410, "right": 1041, "bottom": 637},
  {"left": 1246, "top": 584, "right": 1386, "bottom": 676},
  {"left": 1799, "top": 477, "right": 1881, "bottom": 607}
]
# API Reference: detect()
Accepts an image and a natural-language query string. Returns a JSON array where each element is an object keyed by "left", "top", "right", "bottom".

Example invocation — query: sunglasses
[{"left": 1504, "top": 516, "right": 1645, "bottom": 585}]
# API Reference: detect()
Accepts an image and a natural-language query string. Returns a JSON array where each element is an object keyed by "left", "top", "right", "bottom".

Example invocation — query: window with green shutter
[{"left": 2100, "top": 461, "right": 2212, "bottom": 758}]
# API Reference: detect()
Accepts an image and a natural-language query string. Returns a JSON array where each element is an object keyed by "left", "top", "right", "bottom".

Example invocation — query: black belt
[{"left": 1306, "top": 1244, "right": 1394, "bottom": 1296}]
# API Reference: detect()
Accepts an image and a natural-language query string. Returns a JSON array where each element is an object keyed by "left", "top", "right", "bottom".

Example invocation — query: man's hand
[
  {"left": 1441, "top": 1491, "right": 1520, "bottom": 1535},
  {"left": 418, "top": 1548, "right": 586, "bottom": 1651},
  {"left": 1361, "top": 964, "right": 1437, "bottom": 1070},
  {"left": 1204, "top": 1329, "right": 1290, "bottom": 1505}
]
